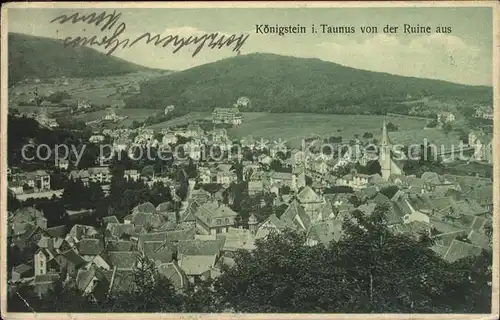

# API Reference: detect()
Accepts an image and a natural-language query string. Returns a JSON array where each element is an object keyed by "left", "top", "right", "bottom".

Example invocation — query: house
[
  {"left": 215, "top": 164, "right": 237, "bottom": 184},
  {"left": 473, "top": 106, "right": 493, "bottom": 120},
  {"left": 35, "top": 110, "right": 59, "bottom": 128},
  {"left": 254, "top": 214, "right": 287, "bottom": 240},
  {"left": 89, "top": 135, "right": 105, "bottom": 143},
  {"left": 248, "top": 179, "right": 264, "bottom": 196},
  {"left": 194, "top": 200, "right": 238, "bottom": 235},
  {"left": 269, "top": 171, "right": 297, "bottom": 191},
  {"left": 184, "top": 140, "right": 202, "bottom": 161},
  {"left": 177, "top": 239, "right": 223, "bottom": 282},
  {"left": 56, "top": 159, "right": 69, "bottom": 170},
  {"left": 158, "top": 262, "right": 187, "bottom": 290},
  {"left": 212, "top": 107, "right": 242, "bottom": 125},
  {"left": 11, "top": 170, "right": 51, "bottom": 192},
  {"left": 104, "top": 108, "right": 119, "bottom": 121},
  {"left": 35, "top": 248, "right": 86, "bottom": 277},
  {"left": 186, "top": 124, "right": 204, "bottom": 139},
  {"left": 336, "top": 173, "right": 371, "bottom": 190},
  {"left": 258, "top": 154, "right": 273, "bottom": 166},
  {"left": 279, "top": 199, "right": 312, "bottom": 232},
  {"left": 164, "top": 105, "right": 175, "bottom": 115},
  {"left": 437, "top": 112, "right": 456, "bottom": 124},
  {"left": 124, "top": 169, "right": 140, "bottom": 181},
  {"left": 68, "top": 169, "right": 90, "bottom": 185},
  {"left": 162, "top": 132, "right": 178, "bottom": 145},
  {"left": 306, "top": 220, "right": 343, "bottom": 246},
  {"left": 442, "top": 239, "right": 483, "bottom": 263},
  {"left": 12, "top": 264, "right": 33, "bottom": 281},
  {"left": 76, "top": 266, "right": 114, "bottom": 298},
  {"left": 34, "top": 274, "right": 60, "bottom": 298},
  {"left": 297, "top": 186, "right": 325, "bottom": 222},
  {"left": 66, "top": 224, "right": 99, "bottom": 244},
  {"left": 9, "top": 180, "right": 24, "bottom": 195},
  {"left": 222, "top": 227, "right": 256, "bottom": 252},
  {"left": 77, "top": 100, "right": 91, "bottom": 110},
  {"left": 105, "top": 251, "right": 140, "bottom": 270},
  {"left": 87, "top": 167, "right": 112, "bottom": 184},
  {"left": 113, "top": 138, "right": 129, "bottom": 153},
  {"left": 140, "top": 241, "right": 176, "bottom": 265},
  {"left": 240, "top": 135, "right": 255, "bottom": 149},
  {"left": 236, "top": 96, "right": 250, "bottom": 107},
  {"left": 211, "top": 128, "right": 228, "bottom": 143},
  {"left": 10, "top": 207, "right": 48, "bottom": 236}
]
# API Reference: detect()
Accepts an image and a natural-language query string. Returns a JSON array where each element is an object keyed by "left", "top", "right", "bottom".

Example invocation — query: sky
[{"left": 7, "top": 6, "right": 494, "bottom": 86}]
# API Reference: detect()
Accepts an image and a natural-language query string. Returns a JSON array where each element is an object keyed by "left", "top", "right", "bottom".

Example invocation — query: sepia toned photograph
[{"left": 1, "top": 2, "right": 498, "bottom": 319}]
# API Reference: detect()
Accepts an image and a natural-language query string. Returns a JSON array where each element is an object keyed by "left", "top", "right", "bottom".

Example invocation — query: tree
[
  {"left": 443, "top": 122, "right": 453, "bottom": 135},
  {"left": 212, "top": 204, "right": 491, "bottom": 313},
  {"left": 426, "top": 119, "right": 438, "bottom": 128},
  {"left": 379, "top": 185, "right": 399, "bottom": 199},
  {"left": 109, "top": 254, "right": 182, "bottom": 312},
  {"left": 386, "top": 122, "right": 398, "bottom": 132}
]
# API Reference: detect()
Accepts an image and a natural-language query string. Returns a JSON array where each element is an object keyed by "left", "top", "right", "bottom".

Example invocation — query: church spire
[{"left": 381, "top": 120, "right": 391, "bottom": 146}]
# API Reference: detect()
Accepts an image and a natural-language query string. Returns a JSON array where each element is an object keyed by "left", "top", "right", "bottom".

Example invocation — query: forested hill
[
  {"left": 8, "top": 33, "right": 159, "bottom": 86},
  {"left": 124, "top": 53, "right": 492, "bottom": 114}
]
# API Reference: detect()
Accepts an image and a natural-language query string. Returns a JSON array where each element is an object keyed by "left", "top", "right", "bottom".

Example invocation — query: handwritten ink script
[{"left": 50, "top": 11, "right": 250, "bottom": 57}]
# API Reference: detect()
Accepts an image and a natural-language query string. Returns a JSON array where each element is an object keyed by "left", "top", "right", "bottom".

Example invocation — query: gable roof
[
  {"left": 432, "top": 230, "right": 467, "bottom": 247},
  {"left": 45, "top": 225, "right": 68, "bottom": 238},
  {"left": 279, "top": 199, "right": 311, "bottom": 231},
  {"left": 156, "top": 202, "right": 172, "bottom": 212},
  {"left": 105, "top": 251, "right": 140, "bottom": 270},
  {"left": 13, "top": 263, "right": 32, "bottom": 275},
  {"left": 76, "top": 238, "right": 104, "bottom": 256},
  {"left": 222, "top": 227, "right": 256, "bottom": 251},
  {"left": 105, "top": 240, "right": 136, "bottom": 252},
  {"left": 12, "top": 207, "right": 45, "bottom": 224},
  {"left": 59, "top": 249, "right": 86, "bottom": 268},
  {"left": 179, "top": 255, "right": 217, "bottom": 276},
  {"left": 106, "top": 223, "right": 135, "bottom": 238},
  {"left": 166, "top": 228, "right": 197, "bottom": 242},
  {"left": 142, "top": 241, "right": 175, "bottom": 264},
  {"left": 297, "top": 186, "right": 322, "bottom": 203},
  {"left": 102, "top": 216, "right": 120, "bottom": 225},
  {"left": 443, "top": 240, "right": 483, "bottom": 263},
  {"left": 467, "top": 230, "right": 490, "bottom": 250},
  {"left": 195, "top": 201, "right": 238, "bottom": 226},
  {"left": 76, "top": 267, "right": 97, "bottom": 292},
  {"left": 109, "top": 269, "right": 136, "bottom": 293},
  {"left": 178, "top": 239, "right": 223, "bottom": 256},
  {"left": 132, "top": 202, "right": 156, "bottom": 214},
  {"left": 372, "top": 193, "right": 390, "bottom": 205},
  {"left": 450, "top": 199, "right": 487, "bottom": 216},
  {"left": 158, "top": 262, "right": 187, "bottom": 289},
  {"left": 307, "top": 220, "right": 343, "bottom": 246}
]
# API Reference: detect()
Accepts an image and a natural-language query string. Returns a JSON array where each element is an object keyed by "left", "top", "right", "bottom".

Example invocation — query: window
[
  {"left": 216, "top": 219, "right": 221, "bottom": 225},
  {"left": 225, "top": 218, "right": 229, "bottom": 224}
]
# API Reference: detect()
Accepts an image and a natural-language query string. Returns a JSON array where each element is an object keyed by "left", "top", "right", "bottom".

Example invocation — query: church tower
[
  {"left": 248, "top": 213, "right": 258, "bottom": 235},
  {"left": 379, "top": 120, "right": 392, "bottom": 181}
]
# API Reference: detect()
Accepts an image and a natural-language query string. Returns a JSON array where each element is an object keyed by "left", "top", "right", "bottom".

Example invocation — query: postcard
[{"left": 1, "top": 1, "right": 498, "bottom": 319}]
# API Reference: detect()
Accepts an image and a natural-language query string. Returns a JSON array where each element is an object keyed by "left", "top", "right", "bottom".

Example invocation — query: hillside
[
  {"left": 124, "top": 53, "right": 492, "bottom": 114},
  {"left": 8, "top": 33, "right": 160, "bottom": 86}
]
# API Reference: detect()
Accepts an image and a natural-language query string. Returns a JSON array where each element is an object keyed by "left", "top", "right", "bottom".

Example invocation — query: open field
[
  {"left": 145, "top": 112, "right": 212, "bottom": 129},
  {"left": 72, "top": 108, "right": 156, "bottom": 125},
  {"left": 228, "top": 112, "right": 462, "bottom": 148},
  {"left": 8, "top": 71, "right": 166, "bottom": 109},
  {"left": 10, "top": 105, "right": 67, "bottom": 114}
]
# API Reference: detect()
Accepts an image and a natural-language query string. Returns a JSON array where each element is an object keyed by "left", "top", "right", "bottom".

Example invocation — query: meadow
[
  {"left": 145, "top": 112, "right": 212, "bottom": 129},
  {"left": 228, "top": 112, "right": 461, "bottom": 148}
]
